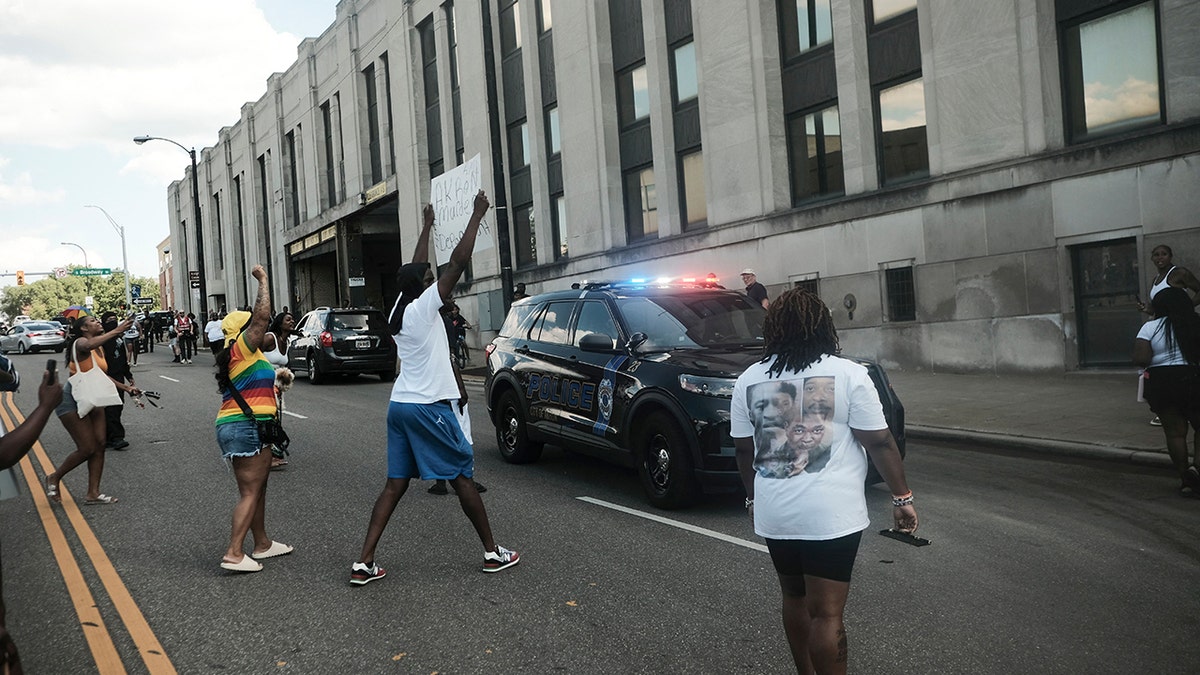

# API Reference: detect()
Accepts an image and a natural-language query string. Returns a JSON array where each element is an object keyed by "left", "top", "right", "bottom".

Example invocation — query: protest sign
[{"left": 431, "top": 154, "right": 494, "bottom": 264}]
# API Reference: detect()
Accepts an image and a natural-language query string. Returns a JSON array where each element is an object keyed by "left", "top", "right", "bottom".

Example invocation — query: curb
[{"left": 907, "top": 425, "right": 1173, "bottom": 468}]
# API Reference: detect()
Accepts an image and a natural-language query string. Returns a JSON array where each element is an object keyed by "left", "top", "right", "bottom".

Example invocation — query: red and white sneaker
[{"left": 482, "top": 545, "right": 520, "bottom": 573}]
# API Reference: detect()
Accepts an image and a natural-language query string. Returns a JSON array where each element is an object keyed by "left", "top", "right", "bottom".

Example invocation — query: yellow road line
[
  {"left": 2, "top": 393, "right": 177, "bottom": 674},
  {"left": 1, "top": 395, "right": 126, "bottom": 674}
]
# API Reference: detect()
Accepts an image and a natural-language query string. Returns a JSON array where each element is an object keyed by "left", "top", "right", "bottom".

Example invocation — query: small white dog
[{"left": 274, "top": 366, "right": 295, "bottom": 394}]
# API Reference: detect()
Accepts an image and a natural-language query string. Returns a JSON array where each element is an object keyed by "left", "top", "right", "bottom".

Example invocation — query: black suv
[
  {"left": 484, "top": 280, "right": 905, "bottom": 509},
  {"left": 287, "top": 307, "right": 396, "bottom": 384}
]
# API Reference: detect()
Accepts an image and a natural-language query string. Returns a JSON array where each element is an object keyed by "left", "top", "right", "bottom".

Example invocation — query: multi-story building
[
  {"left": 156, "top": 237, "right": 174, "bottom": 311},
  {"left": 163, "top": 0, "right": 1200, "bottom": 372}
]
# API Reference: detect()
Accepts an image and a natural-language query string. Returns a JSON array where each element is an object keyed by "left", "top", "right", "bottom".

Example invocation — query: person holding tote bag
[{"left": 45, "top": 314, "right": 142, "bottom": 505}]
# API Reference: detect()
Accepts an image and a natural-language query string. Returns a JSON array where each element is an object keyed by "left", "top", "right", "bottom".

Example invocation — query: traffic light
[{"left": 15, "top": 270, "right": 24, "bottom": 286}]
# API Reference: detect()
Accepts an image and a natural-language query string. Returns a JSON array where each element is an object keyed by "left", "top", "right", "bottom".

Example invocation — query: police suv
[{"left": 483, "top": 278, "right": 905, "bottom": 509}]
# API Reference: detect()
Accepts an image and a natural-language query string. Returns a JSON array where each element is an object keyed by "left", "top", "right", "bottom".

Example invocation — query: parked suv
[
  {"left": 287, "top": 307, "right": 396, "bottom": 384},
  {"left": 484, "top": 279, "right": 905, "bottom": 509}
]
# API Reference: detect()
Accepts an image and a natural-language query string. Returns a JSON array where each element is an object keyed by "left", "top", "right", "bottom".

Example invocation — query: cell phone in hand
[
  {"left": 880, "top": 528, "right": 931, "bottom": 547},
  {"left": 46, "top": 358, "right": 58, "bottom": 384}
]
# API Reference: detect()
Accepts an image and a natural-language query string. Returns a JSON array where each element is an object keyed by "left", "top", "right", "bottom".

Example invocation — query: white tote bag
[{"left": 69, "top": 342, "right": 121, "bottom": 416}]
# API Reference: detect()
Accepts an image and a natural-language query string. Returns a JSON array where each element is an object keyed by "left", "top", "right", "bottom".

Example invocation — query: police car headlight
[{"left": 678, "top": 374, "right": 736, "bottom": 398}]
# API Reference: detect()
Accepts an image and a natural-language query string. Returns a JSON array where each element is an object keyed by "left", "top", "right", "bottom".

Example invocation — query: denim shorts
[
  {"left": 54, "top": 380, "right": 77, "bottom": 418},
  {"left": 215, "top": 420, "right": 262, "bottom": 461}
]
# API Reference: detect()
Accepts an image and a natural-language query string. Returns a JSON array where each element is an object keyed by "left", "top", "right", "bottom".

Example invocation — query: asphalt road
[{"left": 1, "top": 347, "right": 1198, "bottom": 674}]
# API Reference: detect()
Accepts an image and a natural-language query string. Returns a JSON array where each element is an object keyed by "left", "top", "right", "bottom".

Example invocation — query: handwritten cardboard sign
[{"left": 431, "top": 154, "right": 494, "bottom": 264}]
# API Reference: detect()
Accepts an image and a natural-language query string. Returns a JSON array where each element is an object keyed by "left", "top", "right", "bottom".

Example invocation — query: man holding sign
[{"left": 350, "top": 190, "right": 520, "bottom": 586}]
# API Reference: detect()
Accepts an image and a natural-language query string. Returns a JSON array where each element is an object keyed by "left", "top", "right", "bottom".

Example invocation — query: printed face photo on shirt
[
  {"left": 748, "top": 380, "right": 797, "bottom": 431},
  {"left": 802, "top": 376, "right": 835, "bottom": 418}
]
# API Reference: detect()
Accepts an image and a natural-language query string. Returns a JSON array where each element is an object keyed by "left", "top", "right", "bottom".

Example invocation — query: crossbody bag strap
[{"left": 225, "top": 381, "right": 258, "bottom": 420}]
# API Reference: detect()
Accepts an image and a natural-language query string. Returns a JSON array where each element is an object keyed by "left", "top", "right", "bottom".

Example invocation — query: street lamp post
[
  {"left": 60, "top": 242, "right": 88, "bottom": 268},
  {"left": 133, "top": 135, "right": 207, "bottom": 318},
  {"left": 61, "top": 241, "right": 92, "bottom": 309},
  {"left": 84, "top": 205, "right": 132, "bottom": 312}
]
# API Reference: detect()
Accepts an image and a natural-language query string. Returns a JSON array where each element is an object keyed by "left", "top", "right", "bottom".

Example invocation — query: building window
[
  {"left": 446, "top": 3, "right": 464, "bottom": 162},
  {"left": 285, "top": 130, "right": 300, "bottom": 228},
  {"left": 876, "top": 77, "right": 928, "bottom": 185},
  {"left": 363, "top": 63, "right": 382, "bottom": 184},
  {"left": 885, "top": 265, "right": 916, "bottom": 322},
  {"left": 624, "top": 166, "right": 657, "bottom": 240},
  {"left": 798, "top": 0, "right": 833, "bottom": 53},
  {"left": 380, "top": 53, "right": 395, "bottom": 172},
  {"left": 792, "top": 276, "right": 820, "bottom": 296},
  {"left": 617, "top": 64, "right": 651, "bottom": 127},
  {"left": 419, "top": 20, "right": 443, "bottom": 178},
  {"left": 538, "top": 0, "right": 552, "bottom": 32},
  {"left": 680, "top": 150, "right": 706, "bottom": 229},
  {"left": 508, "top": 121, "right": 529, "bottom": 168},
  {"left": 514, "top": 203, "right": 537, "bottom": 267},
  {"left": 870, "top": 0, "right": 916, "bottom": 25},
  {"left": 1062, "top": 2, "right": 1161, "bottom": 142},
  {"left": 787, "top": 104, "right": 844, "bottom": 203},
  {"left": 500, "top": 1, "right": 523, "bottom": 55},
  {"left": 672, "top": 41, "right": 698, "bottom": 104},
  {"left": 320, "top": 101, "right": 337, "bottom": 208},
  {"left": 552, "top": 194, "right": 566, "bottom": 259},
  {"left": 546, "top": 106, "right": 560, "bottom": 155},
  {"left": 212, "top": 192, "right": 224, "bottom": 270}
]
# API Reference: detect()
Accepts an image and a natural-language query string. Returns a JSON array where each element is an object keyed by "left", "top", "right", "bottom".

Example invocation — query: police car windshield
[{"left": 615, "top": 294, "right": 764, "bottom": 351}]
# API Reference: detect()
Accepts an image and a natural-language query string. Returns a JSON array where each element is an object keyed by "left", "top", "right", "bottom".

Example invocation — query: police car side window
[
  {"left": 532, "top": 301, "right": 574, "bottom": 345},
  {"left": 574, "top": 301, "right": 618, "bottom": 346}
]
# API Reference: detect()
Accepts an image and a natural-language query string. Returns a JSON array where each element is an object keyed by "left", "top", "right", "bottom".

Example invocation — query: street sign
[
  {"left": 190, "top": 280, "right": 201, "bottom": 289},
  {"left": 71, "top": 268, "right": 111, "bottom": 277},
  {"left": 188, "top": 271, "right": 200, "bottom": 280},
  {"left": 131, "top": 284, "right": 142, "bottom": 298},
  {"left": 132, "top": 297, "right": 154, "bottom": 306},
  {"left": 54, "top": 267, "right": 67, "bottom": 279}
]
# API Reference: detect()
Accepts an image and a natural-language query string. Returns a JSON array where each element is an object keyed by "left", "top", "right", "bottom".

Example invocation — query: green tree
[{"left": 0, "top": 266, "right": 160, "bottom": 320}]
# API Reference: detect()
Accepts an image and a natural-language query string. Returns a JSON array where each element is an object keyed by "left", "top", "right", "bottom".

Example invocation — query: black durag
[{"left": 388, "top": 262, "right": 432, "bottom": 334}]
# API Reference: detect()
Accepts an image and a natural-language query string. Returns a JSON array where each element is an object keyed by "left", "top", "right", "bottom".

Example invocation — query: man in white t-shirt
[
  {"left": 731, "top": 288, "right": 917, "bottom": 674},
  {"left": 204, "top": 312, "right": 224, "bottom": 356},
  {"left": 350, "top": 193, "right": 519, "bottom": 587}
]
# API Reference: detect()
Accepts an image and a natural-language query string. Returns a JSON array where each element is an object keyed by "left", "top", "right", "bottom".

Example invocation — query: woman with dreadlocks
[
  {"left": 1134, "top": 286, "right": 1200, "bottom": 496},
  {"left": 730, "top": 288, "right": 917, "bottom": 675}
]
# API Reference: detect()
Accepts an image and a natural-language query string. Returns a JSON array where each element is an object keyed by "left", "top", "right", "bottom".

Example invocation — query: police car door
[
  {"left": 562, "top": 299, "right": 625, "bottom": 446},
  {"left": 520, "top": 300, "right": 584, "bottom": 431}
]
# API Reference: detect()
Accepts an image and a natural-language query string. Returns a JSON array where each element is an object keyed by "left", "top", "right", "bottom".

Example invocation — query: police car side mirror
[
  {"left": 626, "top": 332, "right": 648, "bottom": 353},
  {"left": 579, "top": 333, "right": 615, "bottom": 352}
]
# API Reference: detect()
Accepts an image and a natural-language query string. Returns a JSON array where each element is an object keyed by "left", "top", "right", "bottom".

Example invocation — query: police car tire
[
  {"left": 495, "top": 389, "right": 543, "bottom": 464},
  {"left": 635, "top": 411, "right": 699, "bottom": 510}
]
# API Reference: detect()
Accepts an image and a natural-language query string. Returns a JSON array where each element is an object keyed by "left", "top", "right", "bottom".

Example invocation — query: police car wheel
[
  {"left": 495, "top": 389, "right": 543, "bottom": 464},
  {"left": 635, "top": 411, "right": 698, "bottom": 510}
]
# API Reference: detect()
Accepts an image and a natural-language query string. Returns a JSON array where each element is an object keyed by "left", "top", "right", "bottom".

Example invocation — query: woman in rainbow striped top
[{"left": 213, "top": 265, "right": 292, "bottom": 573}]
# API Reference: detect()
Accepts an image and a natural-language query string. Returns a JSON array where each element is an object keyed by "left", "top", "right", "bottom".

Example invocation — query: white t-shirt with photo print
[{"left": 731, "top": 354, "right": 888, "bottom": 540}]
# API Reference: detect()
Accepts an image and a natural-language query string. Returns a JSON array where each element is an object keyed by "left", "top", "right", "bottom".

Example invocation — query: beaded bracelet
[{"left": 892, "top": 491, "right": 913, "bottom": 507}]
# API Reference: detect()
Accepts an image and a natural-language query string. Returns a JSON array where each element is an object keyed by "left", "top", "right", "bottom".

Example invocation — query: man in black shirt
[
  {"left": 100, "top": 312, "right": 135, "bottom": 450},
  {"left": 741, "top": 268, "right": 770, "bottom": 309}
]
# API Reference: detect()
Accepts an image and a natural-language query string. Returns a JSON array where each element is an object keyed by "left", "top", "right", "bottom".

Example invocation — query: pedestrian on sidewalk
[
  {"left": 214, "top": 266, "right": 292, "bottom": 573},
  {"left": 740, "top": 268, "right": 770, "bottom": 309},
  {"left": 731, "top": 288, "right": 917, "bottom": 674},
  {"left": 1137, "top": 245, "right": 1200, "bottom": 314},
  {"left": 1134, "top": 287, "right": 1200, "bottom": 497},
  {"left": 351, "top": 194, "right": 518, "bottom": 586},
  {"left": 44, "top": 314, "right": 142, "bottom": 506},
  {"left": 99, "top": 312, "right": 135, "bottom": 451}
]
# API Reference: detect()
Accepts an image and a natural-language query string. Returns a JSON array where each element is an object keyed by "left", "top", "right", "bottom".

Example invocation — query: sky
[{"left": 0, "top": 0, "right": 336, "bottom": 286}]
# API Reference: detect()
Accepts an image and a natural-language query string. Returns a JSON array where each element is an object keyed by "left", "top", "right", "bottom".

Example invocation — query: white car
[{"left": 0, "top": 322, "right": 67, "bottom": 354}]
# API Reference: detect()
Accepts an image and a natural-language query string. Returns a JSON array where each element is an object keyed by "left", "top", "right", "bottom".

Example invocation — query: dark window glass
[
  {"left": 615, "top": 294, "right": 765, "bottom": 350},
  {"left": 799, "top": 0, "right": 833, "bottom": 52},
  {"left": 514, "top": 203, "right": 537, "bottom": 267},
  {"left": 788, "top": 104, "right": 844, "bottom": 202},
  {"left": 380, "top": 53, "right": 395, "bottom": 170},
  {"left": 680, "top": 150, "right": 706, "bottom": 229},
  {"left": 616, "top": 64, "right": 650, "bottom": 128},
  {"left": 500, "top": 2, "right": 523, "bottom": 55},
  {"left": 498, "top": 301, "right": 538, "bottom": 338},
  {"left": 623, "top": 166, "right": 657, "bottom": 240},
  {"left": 574, "top": 301, "right": 619, "bottom": 346},
  {"left": 321, "top": 101, "right": 336, "bottom": 206},
  {"left": 212, "top": 192, "right": 224, "bottom": 270},
  {"left": 328, "top": 312, "right": 385, "bottom": 331},
  {"left": 792, "top": 277, "right": 819, "bottom": 296},
  {"left": 1062, "top": 2, "right": 1161, "bottom": 142},
  {"left": 532, "top": 300, "right": 573, "bottom": 344},
  {"left": 877, "top": 78, "right": 928, "bottom": 184},
  {"left": 363, "top": 64, "right": 382, "bottom": 184},
  {"left": 885, "top": 266, "right": 916, "bottom": 322},
  {"left": 285, "top": 131, "right": 300, "bottom": 227}
]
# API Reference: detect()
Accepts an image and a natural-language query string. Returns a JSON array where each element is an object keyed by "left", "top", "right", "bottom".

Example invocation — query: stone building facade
[{"left": 164, "top": 0, "right": 1200, "bottom": 372}]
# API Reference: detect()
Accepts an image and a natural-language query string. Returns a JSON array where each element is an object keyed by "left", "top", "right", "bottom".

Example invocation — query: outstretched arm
[
  {"left": 242, "top": 266, "right": 272, "bottom": 352},
  {"left": 0, "top": 369, "right": 62, "bottom": 471},
  {"left": 412, "top": 204, "right": 436, "bottom": 265},
  {"left": 437, "top": 191, "right": 490, "bottom": 302},
  {"left": 76, "top": 317, "right": 134, "bottom": 353}
]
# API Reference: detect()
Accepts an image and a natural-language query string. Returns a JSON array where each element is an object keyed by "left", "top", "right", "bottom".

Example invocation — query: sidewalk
[
  {"left": 886, "top": 369, "right": 1172, "bottom": 467},
  {"left": 464, "top": 367, "right": 1174, "bottom": 468}
]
